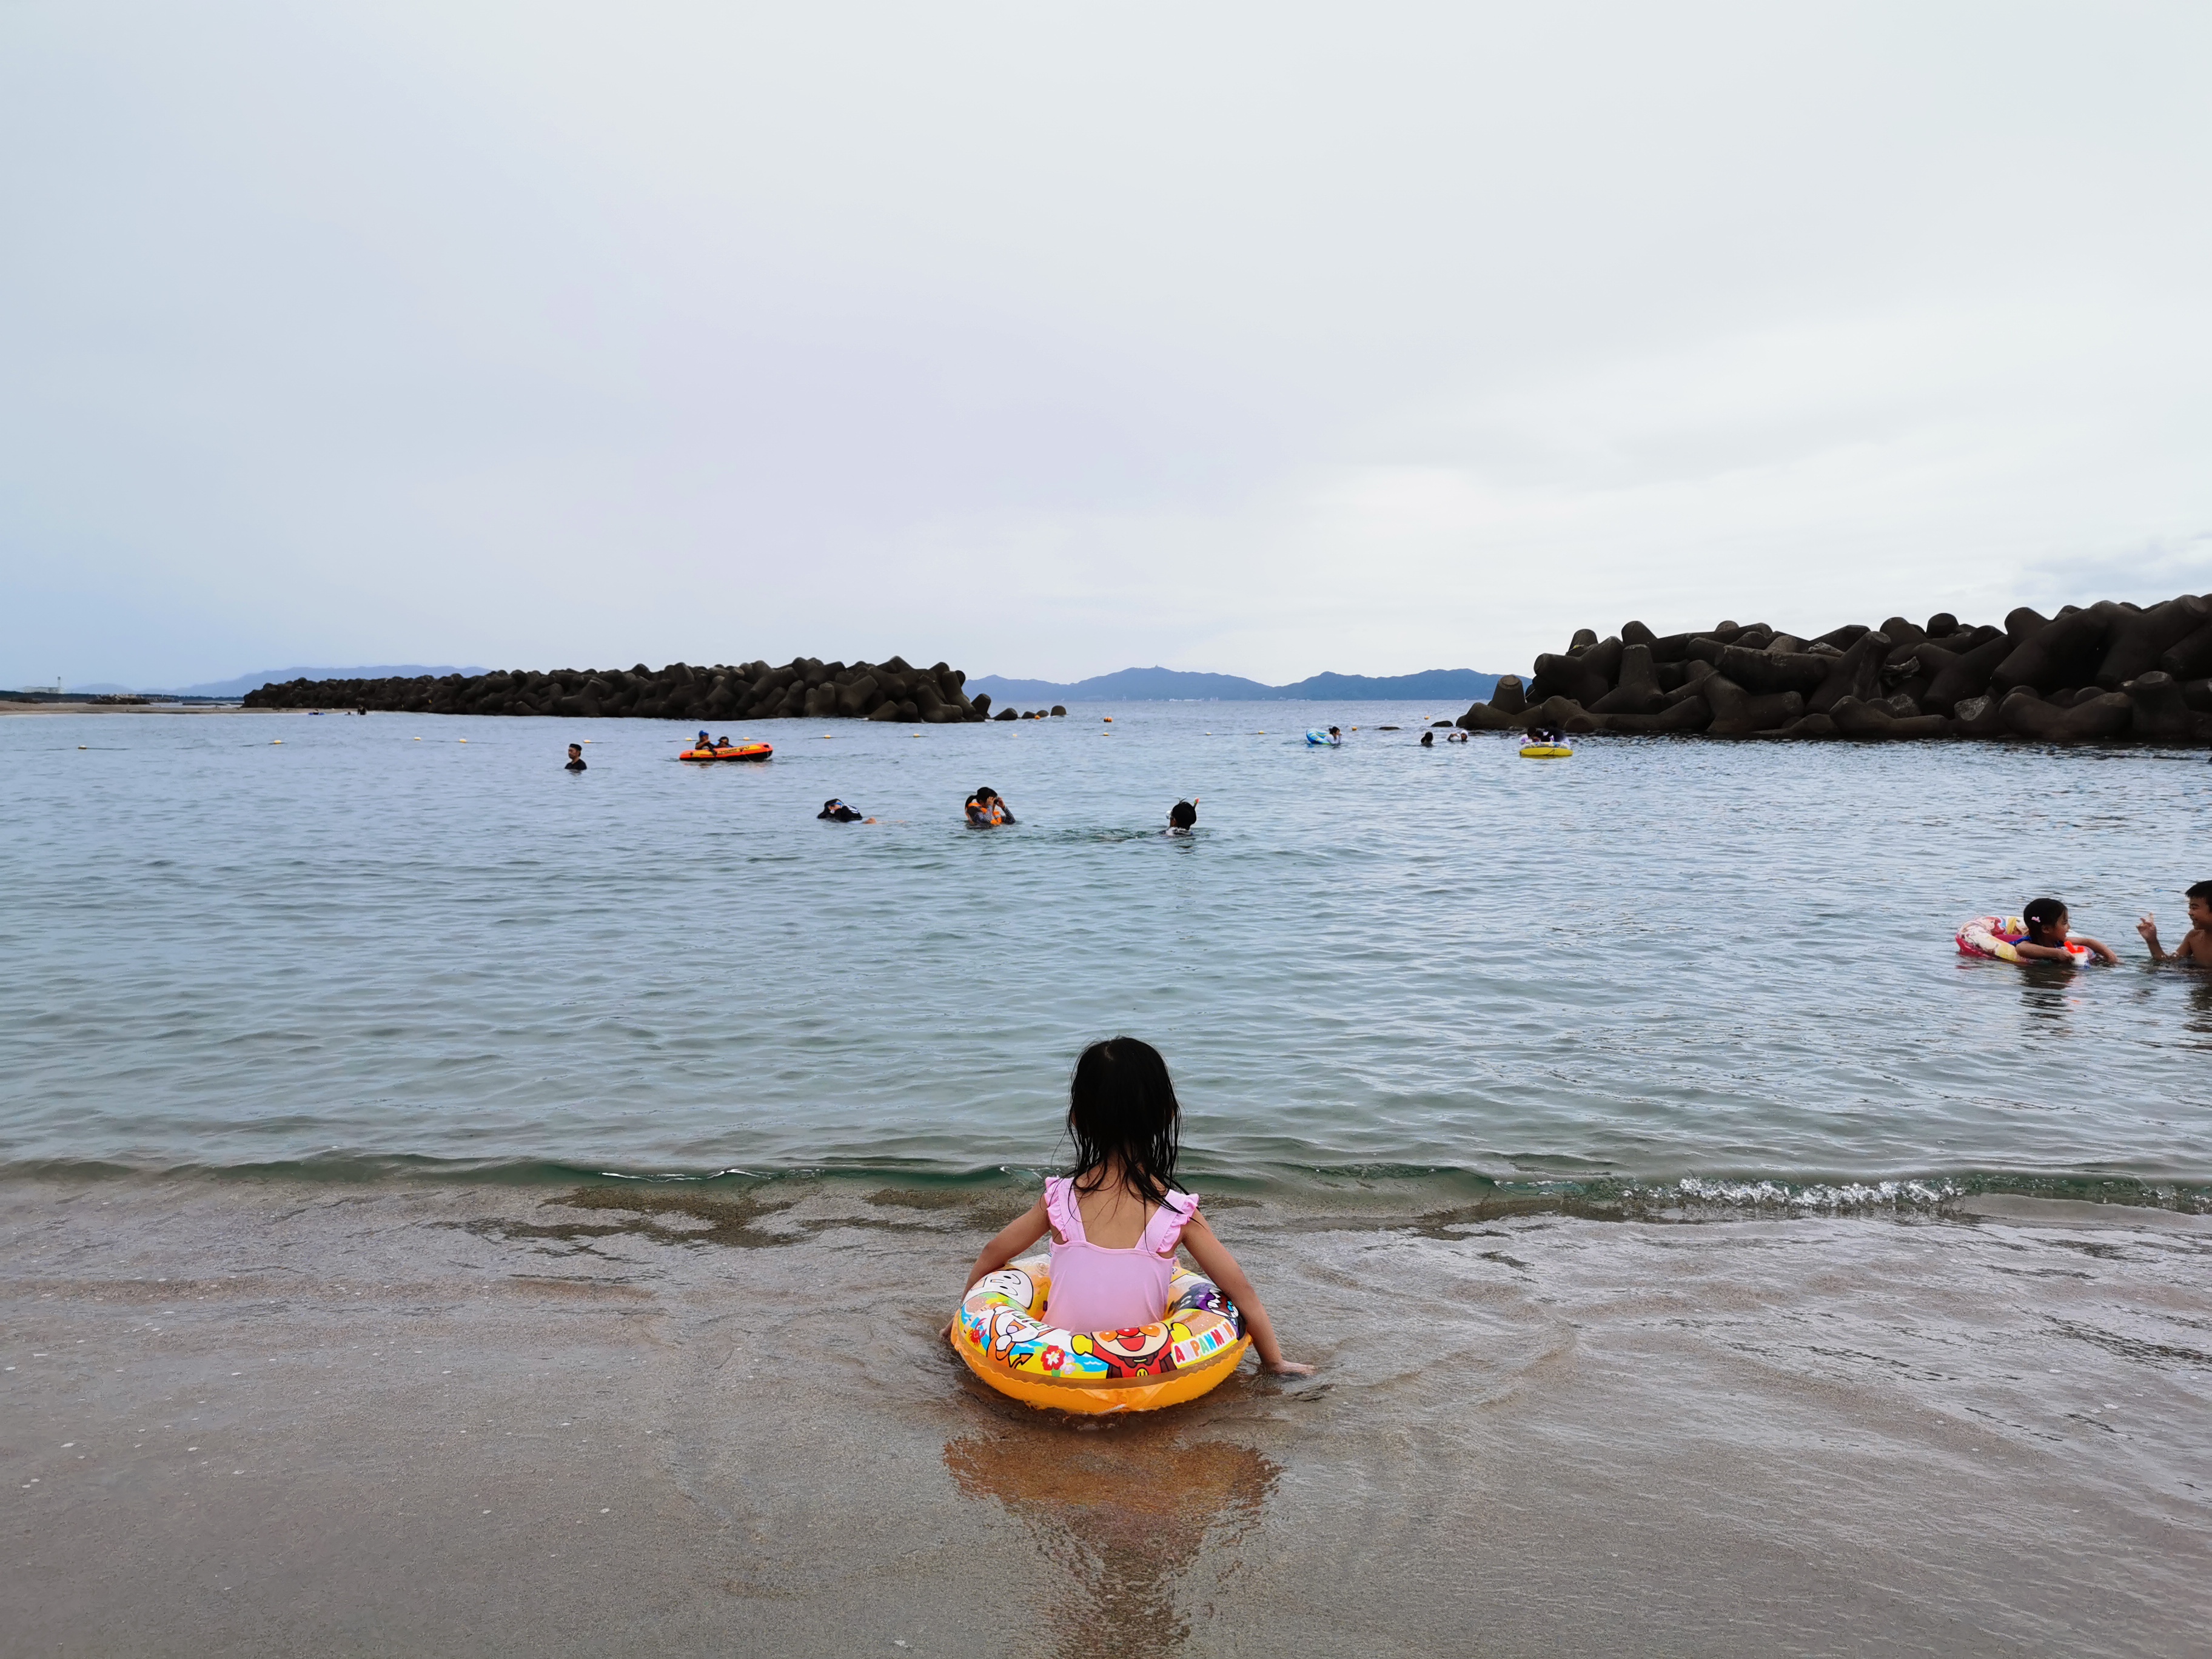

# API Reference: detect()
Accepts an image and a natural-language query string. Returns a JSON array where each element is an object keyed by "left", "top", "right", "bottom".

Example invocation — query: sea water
[
  {"left": 6, "top": 704, "right": 2211, "bottom": 1654},
  {"left": 2, "top": 703, "right": 2206, "bottom": 1204}
]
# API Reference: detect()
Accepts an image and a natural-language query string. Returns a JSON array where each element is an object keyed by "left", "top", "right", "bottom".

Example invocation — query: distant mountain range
[
  {"left": 55, "top": 662, "right": 1498, "bottom": 704},
  {"left": 968, "top": 666, "right": 1503, "bottom": 703},
  {"left": 65, "top": 665, "right": 486, "bottom": 699}
]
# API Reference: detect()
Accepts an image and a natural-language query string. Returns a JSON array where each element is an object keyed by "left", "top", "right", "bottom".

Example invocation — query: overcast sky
[{"left": 4, "top": 2, "right": 2208, "bottom": 688}]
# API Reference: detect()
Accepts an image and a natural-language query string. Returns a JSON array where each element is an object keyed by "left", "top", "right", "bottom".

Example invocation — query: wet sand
[{"left": 4, "top": 1178, "right": 2207, "bottom": 1656}]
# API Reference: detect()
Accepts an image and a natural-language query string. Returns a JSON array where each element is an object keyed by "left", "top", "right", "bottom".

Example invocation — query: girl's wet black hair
[
  {"left": 2024, "top": 896, "right": 2068, "bottom": 931},
  {"left": 1065, "top": 1037, "right": 1182, "bottom": 1205}
]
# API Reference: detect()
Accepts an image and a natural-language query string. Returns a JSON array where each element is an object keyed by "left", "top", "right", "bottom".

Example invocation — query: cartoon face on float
[
  {"left": 989, "top": 1307, "right": 1045, "bottom": 1359},
  {"left": 977, "top": 1266, "right": 1035, "bottom": 1305},
  {"left": 1091, "top": 1325, "right": 1173, "bottom": 1372},
  {"left": 1172, "top": 1281, "right": 1233, "bottom": 1321}
]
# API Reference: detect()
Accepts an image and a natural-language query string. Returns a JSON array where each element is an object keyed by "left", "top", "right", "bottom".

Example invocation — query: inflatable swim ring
[
  {"left": 1519, "top": 743, "right": 1572, "bottom": 759},
  {"left": 1956, "top": 915, "right": 2090, "bottom": 965},
  {"left": 951, "top": 1255, "right": 1249, "bottom": 1413},
  {"left": 679, "top": 743, "right": 773, "bottom": 762},
  {"left": 1304, "top": 729, "right": 1341, "bottom": 747}
]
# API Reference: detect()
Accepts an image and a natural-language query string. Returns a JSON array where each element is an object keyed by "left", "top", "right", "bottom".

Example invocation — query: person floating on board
[
  {"left": 2014, "top": 897, "right": 2118, "bottom": 965},
  {"left": 2139, "top": 882, "right": 2212, "bottom": 964},
  {"left": 565, "top": 743, "right": 587, "bottom": 773}
]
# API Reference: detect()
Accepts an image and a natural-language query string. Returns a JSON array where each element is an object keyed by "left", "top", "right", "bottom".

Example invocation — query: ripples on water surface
[{"left": 3, "top": 706, "right": 2208, "bottom": 1201}]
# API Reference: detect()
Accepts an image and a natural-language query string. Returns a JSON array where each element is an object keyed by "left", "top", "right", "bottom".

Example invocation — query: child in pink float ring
[
  {"left": 2014, "top": 897, "right": 2118, "bottom": 965},
  {"left": 954, "top": 1037, "right": 1313, "bottom": 1376}
]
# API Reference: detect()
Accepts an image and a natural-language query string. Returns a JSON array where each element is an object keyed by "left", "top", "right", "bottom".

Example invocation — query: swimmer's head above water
[
  {"left": 1066, "top": 1036, "right": 1182, "bottom": 1207},
  {"left": 1167, "top": 799, "right": 1197, "bottom": 832}
]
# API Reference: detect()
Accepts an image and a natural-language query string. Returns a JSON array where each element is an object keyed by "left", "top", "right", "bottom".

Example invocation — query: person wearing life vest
[{"left": 965, "top": 786, "right": 1016, "bottom": 826}]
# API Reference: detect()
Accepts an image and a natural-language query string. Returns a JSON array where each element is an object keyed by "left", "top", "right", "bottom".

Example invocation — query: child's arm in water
[
  {"left": 959, "top": 1197, "right": 1051, "bottom": 1293},
  {"left": 1178, "top": 1212, "right": 1315, "bottom": 1376},
  {"left": 2016, "top": 937, "right": 2117, "bottom": 964}
]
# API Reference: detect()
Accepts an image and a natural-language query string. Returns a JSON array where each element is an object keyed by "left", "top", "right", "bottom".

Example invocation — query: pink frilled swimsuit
[{"left": 1041, "top": 1176, "right": 1201, "bottom": 1333}]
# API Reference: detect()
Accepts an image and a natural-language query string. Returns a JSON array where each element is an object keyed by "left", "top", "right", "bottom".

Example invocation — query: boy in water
[
  {"left": 2137, "top": 882, "right": 2212, "bottom": 964},
  {"left": 1165, "top": 799, "right": 1198, "bottom": 835},
  {"left": 565, "top": 743, "right": 587, "bottom": 773},
  {"left": 2014, "top": 897, "right": 2118, "bottom": 965}
]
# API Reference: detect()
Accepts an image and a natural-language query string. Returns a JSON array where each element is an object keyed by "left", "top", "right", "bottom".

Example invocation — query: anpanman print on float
[{"left": 953, "top": 1258, "right": 1248, "bottom": 1413}]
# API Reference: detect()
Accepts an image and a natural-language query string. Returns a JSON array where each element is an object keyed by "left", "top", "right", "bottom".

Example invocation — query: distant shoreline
[{"left": 0, "top": 702, "right": 260, "bottom": 717}]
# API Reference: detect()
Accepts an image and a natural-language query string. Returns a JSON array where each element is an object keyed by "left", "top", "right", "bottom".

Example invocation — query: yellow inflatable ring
[
  {"left": 1518, "top": 743, "right": 1573, "bottom": 759},
  {"left": 951, "top": 1255, "right": 1250, "bottom": 1413}
]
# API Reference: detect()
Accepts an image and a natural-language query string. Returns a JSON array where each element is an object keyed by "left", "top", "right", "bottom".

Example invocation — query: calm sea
[{"left": 3, "top": 704, "right": 2207, "bottom": 1205}]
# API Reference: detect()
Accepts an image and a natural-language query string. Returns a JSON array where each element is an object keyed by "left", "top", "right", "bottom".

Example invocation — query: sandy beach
[{"left": 5, "top": 1177, "right": 2207, "bottom": 1657}]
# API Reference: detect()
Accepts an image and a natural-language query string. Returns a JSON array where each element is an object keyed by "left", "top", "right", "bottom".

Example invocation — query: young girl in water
[
  {"left": 956, "top": 1037, "right": 1313, "bottom": 1375},
  {"left": 2016, "top": 897, "right": 2119, "bottom": 965}
]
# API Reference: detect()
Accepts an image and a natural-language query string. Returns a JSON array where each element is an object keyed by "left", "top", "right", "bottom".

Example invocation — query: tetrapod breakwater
[{"left": 1456, "top": 597, "right": 2212, "bottom": 743}]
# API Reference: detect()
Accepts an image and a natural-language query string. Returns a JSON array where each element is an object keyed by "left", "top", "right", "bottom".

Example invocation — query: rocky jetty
[
  {"left": 1455, "top": 598, "right": 2212, "bottom": 743},
  {"left": 241, "top": 659, "right": 996, "bottom": 723}
]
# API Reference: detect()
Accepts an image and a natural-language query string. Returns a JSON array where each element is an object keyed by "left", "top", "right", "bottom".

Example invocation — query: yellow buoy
[{"left": 272, "top": 739, "right": 282, "bottom": 745}]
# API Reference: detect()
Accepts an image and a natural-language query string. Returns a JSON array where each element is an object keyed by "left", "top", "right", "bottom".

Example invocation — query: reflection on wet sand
[{"left": 945, "top": 1421, "right": 1278, "bottom": 1651}]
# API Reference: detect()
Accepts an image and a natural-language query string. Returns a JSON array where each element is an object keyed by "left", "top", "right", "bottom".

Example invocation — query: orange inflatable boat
[{"left": 679, "top": 743, "right": 773, "bottom": 762}]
